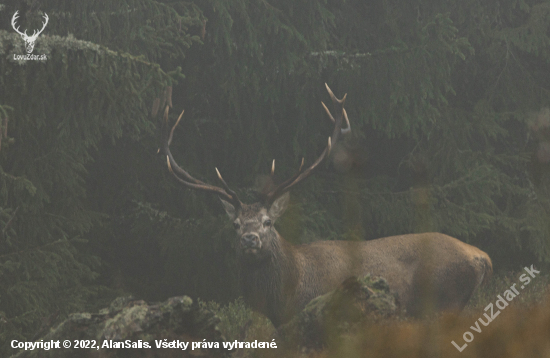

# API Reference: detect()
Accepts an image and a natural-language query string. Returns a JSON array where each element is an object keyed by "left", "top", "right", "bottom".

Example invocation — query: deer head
[
  {"left": 11, "top": 11, "right": 49, "bottom": 54},
  {"left": 160, "top": 84, "right": 350, "bottom": 263}
]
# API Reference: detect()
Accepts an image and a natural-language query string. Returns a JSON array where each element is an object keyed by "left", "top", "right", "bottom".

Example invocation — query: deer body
[
  {"left": 225, "top": 197, "right": 492, "bottom": 326},
  {"left": 239, "top": 228, "right": 492, "bottom": 326},
  {"left": 160, "top": 84, "right": 492, "bottom": 327}
]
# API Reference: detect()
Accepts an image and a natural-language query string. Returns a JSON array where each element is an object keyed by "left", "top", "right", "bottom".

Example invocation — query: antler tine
[
  {"left": 264, "top": 84, "right": 350, "bottom": 206},
  {"left": 167, "top": 108, "right": 184, "bottom": 146},
  {"left": 287, "top": 138, "right": 331, "bottom": 186},
  {"left": 321, "top": 101, "right": 334, "bottom": 123},
  {"left": 325, "top": 83, "right": 346, "bottom": 105},
  {"left": 166, "top": 156, "right": 239, "bottom": 204},
  {"left": 322, "top": 100, "right": 350, "bottom": 135},
  {"left": 341, "top": 108, "right": 351, "bottom": 134},
  {"left": 161, "top": 105, "right": 241, "bottom": 208},
  {"left": 279, "top": 158, "right": 305, "bottom": 187},
  {"left": 265, "top": 158, "right": 305, "bottom": 203},
  {"left": 215, "top": 167, "right": 241, "bottom": 205}
]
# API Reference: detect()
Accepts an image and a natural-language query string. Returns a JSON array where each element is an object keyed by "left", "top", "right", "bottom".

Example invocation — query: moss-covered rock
[
  {"left": 10, "top": 296, "right": 229, "bottom": 358},
  {"left": 278, "top": 274, "right": 398, "bottom": 350}
]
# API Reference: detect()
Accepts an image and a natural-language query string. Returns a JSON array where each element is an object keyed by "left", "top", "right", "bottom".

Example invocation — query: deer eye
[
  {"left": 263, "top": 219, "right": 272, "bottom": 227},
  {"left": 233, "top": 222, "right": 240, "bottom": 230}
]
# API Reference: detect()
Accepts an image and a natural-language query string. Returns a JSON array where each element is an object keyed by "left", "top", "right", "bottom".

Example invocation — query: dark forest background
[{"left": 1, "top": 0, "right": 550, "bottom": 353}]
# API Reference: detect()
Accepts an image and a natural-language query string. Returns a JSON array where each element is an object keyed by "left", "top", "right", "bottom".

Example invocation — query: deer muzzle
[{"left": 241, "top": 233, "right": 261, "bottom": 251}]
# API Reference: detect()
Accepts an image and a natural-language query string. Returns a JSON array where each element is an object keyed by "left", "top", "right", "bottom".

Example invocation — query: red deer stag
[{"left": 160, "top": 84, "right": 492, "bottom": 327}]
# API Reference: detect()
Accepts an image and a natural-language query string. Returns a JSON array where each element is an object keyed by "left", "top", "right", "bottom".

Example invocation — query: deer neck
[{"left": 239, "top": 230, "right": 300, "bottom": 326}]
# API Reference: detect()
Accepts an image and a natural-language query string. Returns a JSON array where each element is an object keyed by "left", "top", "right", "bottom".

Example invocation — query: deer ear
[
  {"left": 268, "top": 192, "right": 290, "bottom": 220},
  {"left": 220, "top": 198, "right": 237, "bottom": 220}
]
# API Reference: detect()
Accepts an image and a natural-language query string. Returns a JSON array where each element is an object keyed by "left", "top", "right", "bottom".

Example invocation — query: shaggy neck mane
[{"left": 239, "top": 230, "right": 299, "bottom": 326}]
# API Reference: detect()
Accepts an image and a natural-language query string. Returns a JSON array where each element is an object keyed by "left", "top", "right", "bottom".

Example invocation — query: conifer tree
[{"left": 0, "top": 1, "right": 202, "bottom": 352}]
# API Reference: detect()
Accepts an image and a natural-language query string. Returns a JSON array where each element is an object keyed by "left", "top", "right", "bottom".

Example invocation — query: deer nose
[{"left": 241, "top": 234, "right": 260, "bottom": 248}]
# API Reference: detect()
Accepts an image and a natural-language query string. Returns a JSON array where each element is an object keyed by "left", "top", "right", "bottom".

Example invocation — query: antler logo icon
[{"left": 11, "top": 11, "right": 49, "bottom": 54}]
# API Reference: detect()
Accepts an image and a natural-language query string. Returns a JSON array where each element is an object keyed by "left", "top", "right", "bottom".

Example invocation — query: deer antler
[
  {"left": 160, "top": 106, "right": 242, "bottom": 210},
  {"left": 32, "top": 13, "right": 49, "bottom": 38},
  {"left": 11, "top": 11, "right": 48, "bottom": 39},
  {"left": 263, "top": 83, "right": 351, "bottom": 205},
  {"left": 11, "top": 11, "right": 26, "bottom": 37}
]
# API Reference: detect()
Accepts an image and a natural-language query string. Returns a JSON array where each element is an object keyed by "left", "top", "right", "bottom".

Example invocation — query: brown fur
[{"left": 222, "top": 195, "right": 493, "bottom": 327}]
